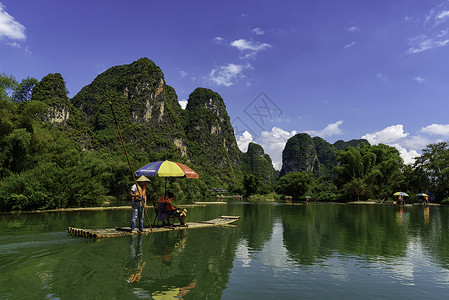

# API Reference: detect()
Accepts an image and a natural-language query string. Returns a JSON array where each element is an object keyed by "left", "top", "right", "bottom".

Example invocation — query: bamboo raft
[
  {"left": 67, "top": 216, "right": 240, "bottom": 238},
  {"left": 192, "top": 202, "right": 227, "bottom": 205}
]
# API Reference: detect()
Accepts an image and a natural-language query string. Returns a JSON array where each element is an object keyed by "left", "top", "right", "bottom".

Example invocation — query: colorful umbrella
[
  {"left": 135, "top": 161, "right": 199, "bottom": 195},
  {"left": 394, "top": 192, "right": 409, "bottom": 197},
  {"left": 135, "top": 160, "right": 199, "bottom": 178},
  {"left": 416, "top": 193, "right": 428, "bottom": 197}
]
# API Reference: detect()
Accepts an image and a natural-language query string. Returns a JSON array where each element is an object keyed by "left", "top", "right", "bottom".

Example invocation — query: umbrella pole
[{"left": 110, "top": 102, "right": 152, "bottom": 232}]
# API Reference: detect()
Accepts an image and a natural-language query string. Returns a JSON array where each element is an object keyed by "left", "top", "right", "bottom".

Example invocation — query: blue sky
[{"left": 2, "top": 0, "right": 449, "bottom": 169}]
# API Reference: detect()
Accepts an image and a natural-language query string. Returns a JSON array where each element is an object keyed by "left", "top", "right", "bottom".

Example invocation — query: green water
[{"left": 1, "top": 203, "right": 449, "bottom": 299}]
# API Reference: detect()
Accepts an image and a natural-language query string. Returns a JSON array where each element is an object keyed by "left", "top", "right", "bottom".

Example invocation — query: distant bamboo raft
[
  {"left": 67, "top": 216, "right": 240, "bottom": 238},
  {"left": 192, "top": 202, "right": 227, "bottom": 205}
]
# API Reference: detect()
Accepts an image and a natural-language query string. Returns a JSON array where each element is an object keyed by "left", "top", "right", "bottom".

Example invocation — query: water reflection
[
  {"left": 125, "top": 234, "right": 145, "bottom": 283},
  {"left": 2, "top": 203, "right": 449, "bottom": 299},
  {"left": 151, "top": 279, "right": 196, "bottom": 299}
]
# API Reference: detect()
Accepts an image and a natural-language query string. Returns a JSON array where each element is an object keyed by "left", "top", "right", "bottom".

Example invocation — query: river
[{"left": 1, "top": 202, "right": 448, "bottom": 299}]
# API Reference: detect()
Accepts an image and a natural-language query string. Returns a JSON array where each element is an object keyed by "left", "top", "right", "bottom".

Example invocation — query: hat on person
[{"left": 136, "top": 175, "right": 151, "bottom": 182}]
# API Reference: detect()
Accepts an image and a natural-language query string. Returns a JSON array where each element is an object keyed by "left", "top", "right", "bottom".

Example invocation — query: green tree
[
  {"left": 12, "top": 77, "right": 38, "bottom": 103},
  {"left": 275, "top": 171, "right": 315, "bottom": 199},
  {"left": 334, "top": 143, "right": 403, "bottom": 201},
  {"left": 414, "top": 142, "right": 449, "bottom": 202},
  {"left": 243, "top": 174, "right": 261, "bottom": 197},
  {"left": 0, "top": 73, "right": 18, "bottom": 101}
]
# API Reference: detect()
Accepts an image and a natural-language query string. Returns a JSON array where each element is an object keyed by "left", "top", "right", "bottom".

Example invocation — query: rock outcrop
[
  {"left": 31, "top": 73, "right": 70, "bottom": 125},
  {"left": 70, "top": 58, "right": 187, "bottom": 156},
  {"left": 184, "top": 88, "right": 242, "bottom": 183},
  {"left": 280, "top": 133, "right": 370, "bottom": 177},
  {"left": 240, "top": 142, "right": 276, "bottom": 184}
]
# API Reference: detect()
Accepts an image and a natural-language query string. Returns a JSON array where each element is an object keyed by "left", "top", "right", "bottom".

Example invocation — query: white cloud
[
  {"left": 421, "top": 123, "right": 449, "bottom": 136},
  {"left": 0, "top": 3, "right": 26, "bottom": 41},
  {"left": 208, "top": 63, "right": 250, "bottom": 87},
  {"left": 213, "top": 36, "right": 225, "bottom": 44},
  {"left": 179, "top": 70, "right": 187, "bottom": 77},
  {"left": 401, "top": 135, "right": 431, "bottom": 151},
  {"left": 6, "top": 41, "right": 20, "bottom": 48},
  {"left": 306, "top": 120, "right": 344, "bottom": 138},
  {"left": 362, "top": 125, "right": 426, "bottom": 164},
  {"left": 178, "top": 100, "right": 187, "bottom": 109},
  {"left": 258, "top": 127, "right": 297, "bottom": 170},
  {"left": 407, "top": 4, "right": 449, "bottom": 54},
  {"left": 348, "top": 26, "right": 360, "bottom": 32},
  {"left": 407, "top": 37, "right": 434, "bottom": 54},
  {"left": 344, "top": 41, "right": 355, "bottom": 49},
  {"left": 436, "top": 10, "right": 449, "bottom": 21},
  {"left": 252, "top": 27, "right": 264, "bottom": 35},
  {"left": 230, "top": 39, "right": 271, "bottom": 53},
  {"left": 414, "top": 76, "right": 425, "bottom": 84},
  {"left": 362, "top": 125, "right": 409, "bottom": 145},
  {"left": 237, "top": 131, "right": 253, "bottom": 152},
  {"left": 390, "top": 144, "right": 420, "bottom": 165},
  {"left": 377, "top": 73, "right": 388, "bottom": 80}
]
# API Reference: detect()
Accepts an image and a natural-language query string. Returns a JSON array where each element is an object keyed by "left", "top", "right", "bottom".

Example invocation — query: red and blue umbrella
[{"left": 135, "top": 160, "right": 199, "bottom": 178}]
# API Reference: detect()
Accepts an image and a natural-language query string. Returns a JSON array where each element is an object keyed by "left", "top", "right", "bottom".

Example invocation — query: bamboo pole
[{"left": 109, "top": 102, "right": 152, "bottom": 232}]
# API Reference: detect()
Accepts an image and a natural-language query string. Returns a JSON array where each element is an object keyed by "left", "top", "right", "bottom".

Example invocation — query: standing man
[{"left": 130, "top": 176, "right": 150, "bottom": 233}]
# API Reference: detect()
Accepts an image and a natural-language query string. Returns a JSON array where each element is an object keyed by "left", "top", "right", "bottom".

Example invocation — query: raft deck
[{"left": 67, "top": 215, "right": 240, "bottom": 238}]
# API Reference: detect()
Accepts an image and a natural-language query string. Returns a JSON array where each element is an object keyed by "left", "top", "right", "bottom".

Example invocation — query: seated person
[{"left": 158, "top": 191, "right": 187, "bottom": 226}]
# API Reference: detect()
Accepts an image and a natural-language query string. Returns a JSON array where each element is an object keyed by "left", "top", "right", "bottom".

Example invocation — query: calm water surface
[{"left": 1, "top": 202, "right": 449, "bottom": 299}]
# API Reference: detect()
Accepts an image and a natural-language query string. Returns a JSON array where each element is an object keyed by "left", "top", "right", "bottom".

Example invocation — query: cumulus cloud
[
  {"left": 401, "top": 135, "right": 431, "bottom": 151},
  {"left": 362, "top": 125, "right": 419, "bottom": 163},
  {"left": 213, "top": 36, "right": 225, "bottom": 44},
  {"left": 252, "top": 27, "right": 264, "bottom": 35},
  {"left": 230, "top": 39, "right": 271, "bottom": 58},
  {"left": 236, "top": 131, "right": 254, "bottom": 152},
  {"left": 390, "top": 143, "right": 420, "bottom": 165},
  {"left": 306, "top": 120, "right": 344, "bottom": 138},
  {"left": 344, "top": 42, "right": 355, "bottom": 49},
  {"left": 178, "top": 100, "right": 187, "bottom": 109},
  {"left": 208, "top": 63, "right": 251, "bottom": 87},
  {"left": 414, "top": 76, "right": 425, "bottom": 84},
  {"left": 362, "top": 125, "right": 409, "bottom": 144},
  {"left": 347, "top": 26, "right": 360, "bottom": 32},
  {"left": 0, "top": 3, "right": 26, "bottom": 41},
  {"left": 258, "top": 127, "right": 297, "bottom": 170},
  {"left": 421, "top": 123, "right": 449, "bottom": 136}
]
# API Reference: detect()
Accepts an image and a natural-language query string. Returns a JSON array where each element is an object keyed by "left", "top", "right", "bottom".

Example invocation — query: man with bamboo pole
[{"left": 130, "top": 175, "right": 151, "bottom": 233}]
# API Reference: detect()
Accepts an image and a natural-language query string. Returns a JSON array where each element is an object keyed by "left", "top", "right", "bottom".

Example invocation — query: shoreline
[{"left": 0, "top": 203, "right": 203, "bottom": 214}]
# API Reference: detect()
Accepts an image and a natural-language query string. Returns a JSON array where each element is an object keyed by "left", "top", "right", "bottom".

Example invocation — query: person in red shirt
[{"left": 158, "top": 191, "right": 187, "bottom": 226}]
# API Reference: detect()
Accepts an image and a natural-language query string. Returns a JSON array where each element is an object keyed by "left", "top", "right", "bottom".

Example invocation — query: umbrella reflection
[
  {"left": 395, "top": 206, "right": 409, "bottom": 226},
  {"left": 151, "top": 280, "right": 196, "bottom": 299},
  {"left": 423, "top": 206, "right": 430, "bottom": 226}
]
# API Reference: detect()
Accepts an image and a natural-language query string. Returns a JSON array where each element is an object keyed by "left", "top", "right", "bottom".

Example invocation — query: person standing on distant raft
[{"left": 130, "top": 176, "right": 150, "bottom": 233}]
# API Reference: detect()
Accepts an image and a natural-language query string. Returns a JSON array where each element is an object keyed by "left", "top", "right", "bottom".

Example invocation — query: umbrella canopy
[
  {"left": 394, "top": 192, "right": 409, "bottom": 197},
  {"left": 135, "top": 160, "right": 199, "bottom": 178},
  {"left": 416, "top": 193, "right": 428, "bottom": 197}
]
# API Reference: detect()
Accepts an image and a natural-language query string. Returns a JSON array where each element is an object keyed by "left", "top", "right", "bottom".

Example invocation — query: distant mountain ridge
[
  {"left": 35, "top": 57, "right": 368, "bottom": 189},
  {"left": 280, "top": 133, "right": 369, "bottom": 177}
]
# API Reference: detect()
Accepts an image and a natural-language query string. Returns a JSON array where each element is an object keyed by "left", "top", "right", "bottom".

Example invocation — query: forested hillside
[{"left": 0, "top": 59, "right": 251, "bottom": 211}]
